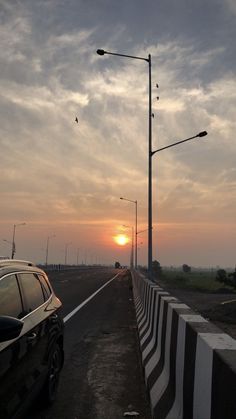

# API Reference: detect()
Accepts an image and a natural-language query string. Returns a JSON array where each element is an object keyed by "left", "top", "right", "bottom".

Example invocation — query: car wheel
[{"left": 44, "top": 343, "right": 63, "bottom": 405}]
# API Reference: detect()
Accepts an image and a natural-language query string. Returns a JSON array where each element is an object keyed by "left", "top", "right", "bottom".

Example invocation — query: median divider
[{"left": 131, "top": 270, "right": 236, "bottom": 419}]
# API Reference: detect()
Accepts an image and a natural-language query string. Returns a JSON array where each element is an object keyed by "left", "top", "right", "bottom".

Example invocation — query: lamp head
[
  {"left": 97, "top": 49, "right": 105, "bottom": 56},
  {"left": 198, "top": 131, "right": 208, "bottom": 137}
]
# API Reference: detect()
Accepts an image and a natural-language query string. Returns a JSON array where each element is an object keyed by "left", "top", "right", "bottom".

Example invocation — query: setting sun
[{"left": 114, "top": 234, "right": 129, "bottom": 246}]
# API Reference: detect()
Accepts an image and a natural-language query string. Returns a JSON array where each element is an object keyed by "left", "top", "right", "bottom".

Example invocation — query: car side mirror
[{"left": 0, "top": 316, "right": 24, "bottom": 343}]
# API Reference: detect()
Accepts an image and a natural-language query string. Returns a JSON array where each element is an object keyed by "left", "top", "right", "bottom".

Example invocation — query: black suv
[{"left": 0, "top": 260, "right": 64, "bottom": 419}]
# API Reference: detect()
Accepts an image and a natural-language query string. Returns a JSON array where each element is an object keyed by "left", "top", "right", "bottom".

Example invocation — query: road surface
[{"left": 29, "top": 267, "right": 151, "bottom": 419}]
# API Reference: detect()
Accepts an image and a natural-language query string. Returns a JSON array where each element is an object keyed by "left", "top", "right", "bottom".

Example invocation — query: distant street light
[
  {"left": 83, "top": 250, "right": 87, "bottom": 265},
  {"left": 77, "top": 248, "right": 80, "bottom": 265},
  {"left": 120, "top": 197, "right": 138, "bottom": 269},
  {"left": 123, "top": 225, "right": 134, "bottom": 269},
  {"left": 11, "top": 223, "right": 26, "bottom": 259},
  {"left": 45, "top": 235, "right": 56, "bottom": 266},
  {"left": 65, "top": 242, "right": 72, "bottom": 266}
]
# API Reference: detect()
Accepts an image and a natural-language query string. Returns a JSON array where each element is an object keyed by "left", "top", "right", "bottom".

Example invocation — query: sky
[{"left": 0, "top": 0, "right": 236, "bottom": 267}]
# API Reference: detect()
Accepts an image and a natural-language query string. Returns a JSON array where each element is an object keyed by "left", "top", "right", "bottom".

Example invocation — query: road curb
[{"left": 131, "top": 270, "right": 236, "bottom": 419}]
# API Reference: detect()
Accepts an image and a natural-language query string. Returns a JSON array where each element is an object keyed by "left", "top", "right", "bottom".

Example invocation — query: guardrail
[
  {"left": 38, "top": 264, "right": 109, "bottom": 272},
  {"left": 131, "top": 270, "right": 236, "bottom": 419}
]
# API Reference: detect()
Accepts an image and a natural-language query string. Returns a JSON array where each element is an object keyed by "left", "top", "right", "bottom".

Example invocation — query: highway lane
[
  {"left": 48, "top": 267, "right": 120, "bottom": 319},
  {"left": 29, "top": 267, "right": 151, "bottom": 419}
]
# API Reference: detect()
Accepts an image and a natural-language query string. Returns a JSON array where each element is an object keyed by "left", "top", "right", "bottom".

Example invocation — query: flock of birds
[{"left": 74, "top": 85, "right": 159, "bottom": 124}]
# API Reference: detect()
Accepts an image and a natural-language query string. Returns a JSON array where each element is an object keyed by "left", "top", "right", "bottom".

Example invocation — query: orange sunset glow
[{"left": 114, "top": 234, "right": 129, "bottom": 246}]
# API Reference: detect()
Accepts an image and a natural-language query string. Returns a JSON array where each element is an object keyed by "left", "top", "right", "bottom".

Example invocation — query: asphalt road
[{"left": 29, "top": 267, "right": 151, "bottom": 419}]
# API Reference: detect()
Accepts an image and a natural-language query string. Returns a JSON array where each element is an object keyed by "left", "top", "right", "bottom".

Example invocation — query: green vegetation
[
  {"left": 161, "top": 268, "right": 236, "bottom": 293},
  {"left": 216, "top": 269, "right": 236, "bottom": 288}
]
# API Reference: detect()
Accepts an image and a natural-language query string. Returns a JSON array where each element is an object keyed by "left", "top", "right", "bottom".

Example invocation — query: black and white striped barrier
[{"left": 131, "top": 271, "right": 236, "bottom": 419}]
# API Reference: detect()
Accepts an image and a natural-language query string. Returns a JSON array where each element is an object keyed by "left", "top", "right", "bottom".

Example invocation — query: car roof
[
  {"left": 0, "top": 259, "right": 35, "bottom": 267},
  {"left": 0, "top": 259, "right": 45, "bottom": 278}
]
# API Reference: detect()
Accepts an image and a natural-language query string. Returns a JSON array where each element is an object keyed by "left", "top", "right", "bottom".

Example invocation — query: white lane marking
[
  {"left": 63, "top": 273, "right": 120, "bottom": 323},
  {"left": 221, "top": 298, "right": 236, "bottom": 305}
]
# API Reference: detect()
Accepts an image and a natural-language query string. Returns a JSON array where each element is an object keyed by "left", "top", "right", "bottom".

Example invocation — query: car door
[
  {"left": 0, "top": 273, "right": 33, "bottom": 419},
  {"left": 17, "top": 272, "right": 54, "bottom": 394}
]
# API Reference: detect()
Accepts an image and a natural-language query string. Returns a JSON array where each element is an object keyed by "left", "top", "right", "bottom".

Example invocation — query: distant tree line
[
  {"left": 216, "top": 268, "right": 236, "bottom": 288},
  {"left": 152, "top": 261, "right": 192, "bottom": 277}
]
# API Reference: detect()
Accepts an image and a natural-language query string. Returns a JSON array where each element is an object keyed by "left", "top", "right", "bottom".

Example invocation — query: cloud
[
  {"left": 0, "top": 0, "right": 235, "bottom": 265},
  {"left": 224, "top": 0, "right": 236, "bottom": 15}
]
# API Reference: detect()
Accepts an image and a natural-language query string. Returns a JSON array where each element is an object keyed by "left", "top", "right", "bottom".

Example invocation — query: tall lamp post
[
  {"left": 97, "top": 48, "right": 153, "bottom": 279},
  {"left": 65, "top": 242, "right": 72, "bottom": 266},
  {"left": 11, "top": 222, "right": 26, "bottom": 259},
  {"left": 120, "top": 197, "right": 138, "bottom": 269},
  {"left": 45, "top": 235, "right": 56, "bottom": 266},
  {"left": 97, "top": 49, "right": 208, "bottom": 281}
]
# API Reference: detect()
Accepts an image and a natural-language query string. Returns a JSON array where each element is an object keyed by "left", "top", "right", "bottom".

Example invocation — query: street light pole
[
  {"left": 135, "top": 200, "right": 138, "bottom": 269},
  {"left": 123, "top": 225, "right": 134, "bottom": 269},
  {"left": 97, "top": 48, "right": 153, "bottom": 278},
  {"left": 11, "top": 225, "right": 16, "bottom": 259},
  {"left": 148, "top": 54, "right": 153, "bottom": 279},
  {"left": 120, "top": 197, "right": 138, "bottom": 269},
  {"left": 131, "top": 226, "right": 134, "bottom": 269},
  {"left": 45, "top": 235, "right": 56, "bottom": 266},
  {"left": 11, "top": 223, "right": 26, "bottom": 259},
  {"left": 65, "top": 242, "right": 72, "bottom": 266},
  {"left": 97, "top": 50, "right": 208, "bottom": 282}
]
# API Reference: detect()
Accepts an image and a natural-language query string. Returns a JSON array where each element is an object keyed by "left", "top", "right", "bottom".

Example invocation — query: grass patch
[{"left": 160, "top": 269, "right": 236, "bottom": 293}]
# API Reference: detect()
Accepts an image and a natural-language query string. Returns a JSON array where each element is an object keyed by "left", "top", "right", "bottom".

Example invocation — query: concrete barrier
[{"left": 132, "top": 271, "right": 236, "bottom": 419}]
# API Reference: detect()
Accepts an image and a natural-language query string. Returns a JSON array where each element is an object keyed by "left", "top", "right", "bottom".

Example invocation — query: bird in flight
[{"left": 75, "top": 117, "right": 78, "bottom": 123}]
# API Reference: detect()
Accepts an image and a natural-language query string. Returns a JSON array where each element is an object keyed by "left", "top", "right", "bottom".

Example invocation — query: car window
[
  {"left": 18, "top": 273, "right": 45, "bottom": 313},
  {"left": 37, "top": 274, "right": 52, "bottom": 300},
  {"left": 0, "top": 274, "right": 24, "bottom": 319}
]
